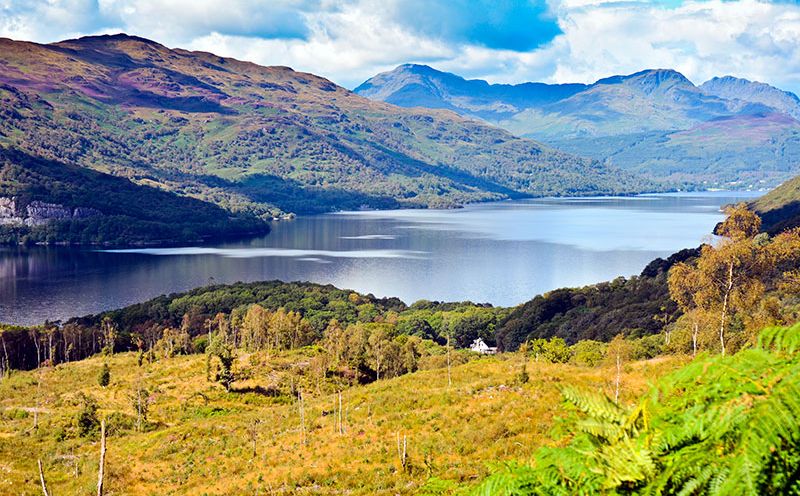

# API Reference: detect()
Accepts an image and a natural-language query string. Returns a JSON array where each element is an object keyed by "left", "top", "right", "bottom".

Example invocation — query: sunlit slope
[
  {"left": 0, "top": 34, "right": 648, "bottom": 220},
  {"left": 0, "top": 351, "right": 683, "bottom": 495}
]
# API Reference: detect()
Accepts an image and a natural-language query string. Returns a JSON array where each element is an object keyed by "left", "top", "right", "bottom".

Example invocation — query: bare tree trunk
[
  {"left": 396, "top": 432, "right": 407, "bottom": 472},
  {"left": 249, "top": 419, "right": 260, "bottom": 458},
  {"left": 1, "top": 335, "right": 9, "bottom": 379},
  {"left": 446, "top": 332, "right": 452, "bottom": 388},
  {"left": 38, "top": 459, "right": 50, "bottom": 496},
  {"left": 97, "top": 419, "right": 106, "bottom": 496},
  {"left": 614, "top": 352, "right": 621, "bottom": 403},
  {"left": 298, "top": 390, "right": 306, "bottom": 446},
  {"left": 338, "top": 391, "right": 344, "bottom": 435},
  {"left": 33, "top": 368, "right": 42, "bottom": 430},
  {"left": 692, "top": 321, "right": 699, "bottom": 357}
]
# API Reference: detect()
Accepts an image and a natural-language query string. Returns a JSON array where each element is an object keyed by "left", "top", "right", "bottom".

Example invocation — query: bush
[
  {"left": 98, "top": 363, "right": 110, "bottom": 387},
  {"left": 529, "top": 338, "right": 571, "bottom": 363},
  {"left": 570, "top": 340, "right": 607, "bottom": 367},
  {"left": 74, "top": 393, "right": 100, "bottom": 438}
]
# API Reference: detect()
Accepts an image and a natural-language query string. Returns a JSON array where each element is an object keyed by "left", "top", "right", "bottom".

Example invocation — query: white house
[{"left": 470, "top": 338, "right": 498, "bottom": 355}]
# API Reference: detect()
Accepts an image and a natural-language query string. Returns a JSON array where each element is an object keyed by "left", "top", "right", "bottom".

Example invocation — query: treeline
[
  {"left": 495, "top": 247, "right": 701, "bottom": 350},
  {"left": 0, "top": 148, "right": 269, "bottom": 246},
  {"left": 0, "top": 281, "right": 505, "bottom": 375}
]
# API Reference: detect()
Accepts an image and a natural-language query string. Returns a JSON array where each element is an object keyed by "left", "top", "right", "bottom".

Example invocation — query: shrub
[
  {"left": 569, "top": 340, "right": 607, "bottom": 367},
  {"left": 97, "top": 363, "right": 110, "bottom": 387},
  {"left": 74, "top": 393, "right": 100, "bottom": 438}
]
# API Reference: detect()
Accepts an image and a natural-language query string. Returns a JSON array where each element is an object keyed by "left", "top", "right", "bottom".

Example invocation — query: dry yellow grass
[{"left": 0, "top": 351, "right": 686, "bottom": 495}]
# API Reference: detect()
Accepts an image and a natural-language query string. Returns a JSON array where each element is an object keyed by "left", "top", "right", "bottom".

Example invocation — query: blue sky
[{"left": 2, "top": 0, "right": 800, "bottom": 93}]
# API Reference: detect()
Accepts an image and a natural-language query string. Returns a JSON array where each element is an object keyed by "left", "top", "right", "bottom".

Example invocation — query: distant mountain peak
[
  {"left": 593, "top": 69, "right": 694, "bottom": 95},
  {"left": 354, "top": 64, "right": 587, "bottom": 116},
  {"left": 57, "top": 33, "right": 166, "bottom": 47},
  {"left": 700, "top": 75, "right": 800, "bottom": 119}
]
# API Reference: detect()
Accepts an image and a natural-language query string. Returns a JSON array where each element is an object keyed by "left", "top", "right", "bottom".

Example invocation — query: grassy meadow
[{"left": 0, "top": 350, "right": 685, "bottom": 495}]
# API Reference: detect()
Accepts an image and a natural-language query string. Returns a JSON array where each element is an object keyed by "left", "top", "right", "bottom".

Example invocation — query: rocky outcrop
[{"left": 0, "top": 197, "right": 101, "bottom": 227}]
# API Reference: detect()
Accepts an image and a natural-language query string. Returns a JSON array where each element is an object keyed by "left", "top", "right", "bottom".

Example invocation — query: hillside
[
  {"left": 0, "top": 348, "right": 683, "bottom": 495},
  {"left": 752, "top": 174, "right": 800, "bottom": 233},
  {"left": 0, "top": 34, "right": 649, "bottom": 246},
  {"left": 357, "top": 65, "right": 800, "bottom": 188},
  {"left": 0, "top": 148, "right": 268, "bottom": 245}
]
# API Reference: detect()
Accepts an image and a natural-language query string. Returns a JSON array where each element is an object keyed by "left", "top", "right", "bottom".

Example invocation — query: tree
[
  {"left": 606, "top": 334, "right": 633, "bottom": 403},
  {"left": 366, "top": 326, "right": 398, "bottom": 381},
  {"left": 129, "top": 382, "right": 151, "bottom": 432},
  {"left": 400, "top": 335, "right": 423, "bottom": 374},
  {"left": 97, "top": 363, "right": 110, "bottom": 387},
  {"left": 241, "top": 304, "right": 271, "bottom": 352},
  {"left": 153, "top": 327, "right": 191, "bottom": 358},
  {"left": 75, "top": 393, "right": 100, "bottom": 438},
  {"left": 206, "top": 332, "right": 235, "bottom": 391},
  {"left": 668, "top": 204, "right": 800, "bottom": 355},
  {"left": 668, "top": 261, "right": 705, "bottom": 356},
  {"left": 570, "top": 340, "right": 607, "bottom": 367},
  {"left": 321, "top": 319, "right": 347, "bottom": 367},
  {"left": 100, "top": 318, "right": 116, "bottom": 356}
]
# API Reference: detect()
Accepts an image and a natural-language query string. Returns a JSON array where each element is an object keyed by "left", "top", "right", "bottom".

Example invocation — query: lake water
[{"left": 0, "top": 192, "right": 761, "bottom": 325}]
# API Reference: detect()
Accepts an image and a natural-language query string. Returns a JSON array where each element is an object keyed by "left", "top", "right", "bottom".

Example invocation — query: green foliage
[
  {"left": 471, "top": 323, "right": 800, "bottom": 495},
  {"left": 569, "top": 340, "right": 607, "bottom": 367},
  {"left": 74, "top": 393, "right": 100, "bottom": 439},
  {"left": 0, "top": 148, "right": 268, "bottom": 245},
  {"left": 206, "top": 333, "right": 235, "bottom": 391},
  {"left": 497, "top": 247, "right": 700, "bottom": 350},
  {"left": 97, "top": 363, "right": 110, "bottom": 387},
  {"left": 528, "top": 337, "right": 571, "bottom": 363}
]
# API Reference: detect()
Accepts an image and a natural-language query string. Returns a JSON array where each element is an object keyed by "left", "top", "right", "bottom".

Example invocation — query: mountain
[
  {"left": 357, "top": 65, "right": 800, "bottom": 189},
  {"left": 700, "top": 75, "right": 800, "bottom": 120},
  {"left": 0, "top": 35, "right": 650, "bottom": 245},
  {"left": 354, "top": 63, "right": 587, "bottom": 119}
]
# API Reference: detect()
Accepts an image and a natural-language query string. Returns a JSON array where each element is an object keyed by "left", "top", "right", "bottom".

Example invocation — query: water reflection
[{"left": 0, "top": 192, "right": 761, "bottom": 325}]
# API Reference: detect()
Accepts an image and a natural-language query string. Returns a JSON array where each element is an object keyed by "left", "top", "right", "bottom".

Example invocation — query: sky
[{"left": 2, "top": 0, "right": 800, "bottom": 92}]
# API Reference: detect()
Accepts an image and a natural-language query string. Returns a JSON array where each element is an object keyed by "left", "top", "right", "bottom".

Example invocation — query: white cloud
[
  {"left": 2, "top": 0, "right": 800, "bottom": 93},
  {"left": 547, "top": 0, "right": 800, "bottom": 90}
]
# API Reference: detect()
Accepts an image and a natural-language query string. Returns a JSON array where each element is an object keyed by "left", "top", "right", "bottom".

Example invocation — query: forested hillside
[
  {"left": 752, "top": 173, "right": 800, "bottom": 234},
  {"left": 0, "top": 148, "right": 267, "bottom": 245},
  {"left": 0, "top": 34, "right": 652, "bottom": 245}
]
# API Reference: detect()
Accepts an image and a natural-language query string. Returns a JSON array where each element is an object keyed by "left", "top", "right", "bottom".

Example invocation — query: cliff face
[{"left": 0, "top": 197, "right": 101, "bottom": 227}]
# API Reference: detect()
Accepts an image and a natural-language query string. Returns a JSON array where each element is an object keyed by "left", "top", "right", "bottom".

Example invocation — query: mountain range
[
  {"left": 356, "top": 65, "right": 800, "bottom": 189},
  {"left": 0, "top": 34, "right": 652, "bottom": 244}
]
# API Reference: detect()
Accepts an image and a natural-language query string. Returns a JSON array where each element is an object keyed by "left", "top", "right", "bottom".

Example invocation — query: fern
[{"left": 469, "top": 323, "right": 800, "bottom": 495}]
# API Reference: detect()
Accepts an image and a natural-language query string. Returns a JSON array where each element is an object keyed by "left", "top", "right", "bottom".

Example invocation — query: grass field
[{"left": 0, "top": 350, "right": 686, "bottom": 495}]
